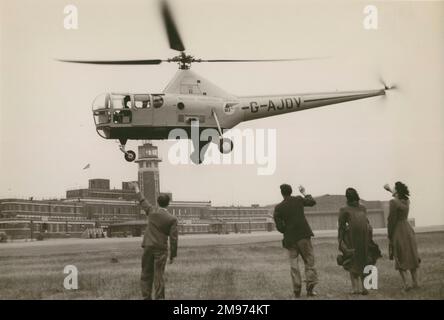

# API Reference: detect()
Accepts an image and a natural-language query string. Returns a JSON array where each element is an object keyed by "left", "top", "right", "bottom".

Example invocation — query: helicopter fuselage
[
  {"left": 89, "top": 69, "right": 391, "bottom": 163},
  {"left": 93, "top": 88, "right": 386, "bottom": 142}
]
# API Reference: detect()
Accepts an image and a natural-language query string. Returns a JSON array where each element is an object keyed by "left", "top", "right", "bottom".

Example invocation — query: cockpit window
[
  {"left": 123, "top": 95, "right": 131, "bottom": 108},
  {"left": 107, "top": 94, "right": 132, "bottom": 124},
  {"left": 134, "top": 94, "right": 151, "bottom": 109}
]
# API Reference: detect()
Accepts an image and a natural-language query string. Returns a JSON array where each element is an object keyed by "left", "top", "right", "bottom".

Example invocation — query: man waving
[
  {"left": 274, "top": 184, "right": 318, "bottom": 298},
  {"left": 130, "top": 182, "right": 178, "bottom": 300}
]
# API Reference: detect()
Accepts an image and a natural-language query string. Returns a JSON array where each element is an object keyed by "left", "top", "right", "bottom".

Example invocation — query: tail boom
[{"left": 239, "top": 88, "right": 386, "bottom": 122}]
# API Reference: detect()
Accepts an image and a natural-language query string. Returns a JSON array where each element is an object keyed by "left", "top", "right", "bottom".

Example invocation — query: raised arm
[
  {"left": 299, "top": 185, "right": 316, "bottom": 207},
  {"left": 130, "top": 182, "right": 152, "bottom": 215},
  {"left": 303, "top": 195, "right": 316, "bottom": 207}
]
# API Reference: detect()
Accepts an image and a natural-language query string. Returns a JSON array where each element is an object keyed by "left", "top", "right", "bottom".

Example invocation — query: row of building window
[
  {"left": 16, "top": 214, "right": 84, "bottom": 221},
  {"left": 138, "top": 162, "right": 159, "bottom": 169},
  {"left": 86, "top": 205, "right": 137, "bottom": 215},
  {"left": 0, "top": 222, "right": 94, "bottom": 232},
  {"left": 1, "top": 203, "right": 80, "bottom": 213},
  {"left": 170, "top": 207, "right": 202, "bottom": 217},
  {"left": 140, "top": 148, "right": 158, "bottom": 158},
  {"left": 176, "top": 221, "right": 275, "bottom": 234},
  {"left": 1, "top": 203, "right": 271, "bottom": 222},
  {"left": 209, "top": 210, "right": 269, "bottom": 216},
  {"left": 67, "top": 191, "right": 134, "bottom": 200}
]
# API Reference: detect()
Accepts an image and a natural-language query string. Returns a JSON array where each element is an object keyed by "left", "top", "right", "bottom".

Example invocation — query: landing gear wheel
[
  {"left": 219, "top": 138, "right": 233, "bottom": 154},
  {"left": 124, "top": 150, "right": 136, "bottom": 162}
]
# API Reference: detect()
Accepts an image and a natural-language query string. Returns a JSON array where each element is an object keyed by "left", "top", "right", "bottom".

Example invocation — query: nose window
[
  {"left": 110, "top": 94, "right": 129, "bottom": 109},
  {"left": 92, "top": 93, "right": 111, "bottom": 125},
  {"left": 92, "top": 93, "right": 111, "bottom": 111}
]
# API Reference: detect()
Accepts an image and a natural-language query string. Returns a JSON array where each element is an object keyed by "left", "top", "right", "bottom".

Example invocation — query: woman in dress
[
  {"left": 338, "top": 188, "right": 381, "bottom": 295},
  {"left": 385, "top": 181, "right": 420, "bottom": 291}
]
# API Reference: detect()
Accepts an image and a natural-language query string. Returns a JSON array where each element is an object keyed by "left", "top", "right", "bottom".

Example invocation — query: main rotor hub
[{"left": 167, "top": 52, "right": 200, "bottom": 69}]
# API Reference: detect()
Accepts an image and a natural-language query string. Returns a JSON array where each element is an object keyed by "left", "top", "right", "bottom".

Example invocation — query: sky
[{"left": 0, "top": 0, "right": 443, "bottom": 226}]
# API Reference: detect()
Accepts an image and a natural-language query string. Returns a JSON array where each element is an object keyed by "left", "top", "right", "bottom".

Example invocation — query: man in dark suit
[
  {"left": 274, "top": 183, "right": 318, "bottom": 298},
  {"left": 130, "top": 182, "right": 178, "bottom": 300}
]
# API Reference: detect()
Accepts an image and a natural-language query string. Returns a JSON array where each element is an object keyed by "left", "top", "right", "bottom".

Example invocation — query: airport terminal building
[{"left": 0, "top": 142, "right": 391, "bottom": 239}]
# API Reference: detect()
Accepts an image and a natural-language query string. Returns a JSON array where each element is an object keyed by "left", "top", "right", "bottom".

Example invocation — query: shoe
[
  {"left": 307, "top": 290, "right": 318, "bottom": 297},
  {"left": 361, "top": 289, "right": 369, "bottom": 295},
  {"left": 306, "top": 284, "right": 318, "bottom": 297},
  {"left": 294, "top": 290, "right": 301, "bottom": 298}
]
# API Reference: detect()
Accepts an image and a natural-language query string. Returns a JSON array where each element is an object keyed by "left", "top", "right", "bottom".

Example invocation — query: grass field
[{"left": 0, "top": 232, "right": 443, "bottom": 300}]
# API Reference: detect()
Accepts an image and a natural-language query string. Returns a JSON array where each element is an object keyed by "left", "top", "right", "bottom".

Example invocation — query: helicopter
[{"left": 60, "top": 1, "right": 395, "bottom": 164}]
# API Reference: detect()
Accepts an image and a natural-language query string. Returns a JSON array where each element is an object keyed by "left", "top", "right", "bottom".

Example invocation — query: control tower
[{"left": 135, "top": 141, "right": 162, "bottom": 207}]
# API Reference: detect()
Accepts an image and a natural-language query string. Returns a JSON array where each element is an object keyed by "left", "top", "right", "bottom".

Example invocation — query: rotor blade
[
  {"left": 197, "top": 58, "right": 327, "bottom": 63},
  {"left": 161, "top": 1, "right": 185, "bottom": 52},
  {"left": 57, "top": 59, "right": 164, "bottom": 65}
]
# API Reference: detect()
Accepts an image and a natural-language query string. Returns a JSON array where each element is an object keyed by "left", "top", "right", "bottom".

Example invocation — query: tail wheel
[
  {"left": 124, "top": 150, "right": 136, "bottom": 162},
  {"left": 219, "top": 138, "right": 233, "bottom": 154}
]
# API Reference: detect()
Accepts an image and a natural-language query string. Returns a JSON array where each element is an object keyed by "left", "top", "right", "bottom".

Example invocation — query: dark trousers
[
  {"left": 140, "top": 247, "right": 168, "bottom": 300},
  {"left": 287, "top": 238, "right": 318, "bottom": 293}
]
